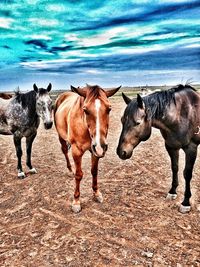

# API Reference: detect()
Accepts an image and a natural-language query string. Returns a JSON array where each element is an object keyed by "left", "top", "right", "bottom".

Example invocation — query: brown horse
[
  {"left": 117, "top": 84, "right": 200, "bottom": 213},
  {"left": 0, "top": 93, "right": 13, "bottom": 99},
  {"left": 54, "top": 84, "right": 120, "bottom": 212}
]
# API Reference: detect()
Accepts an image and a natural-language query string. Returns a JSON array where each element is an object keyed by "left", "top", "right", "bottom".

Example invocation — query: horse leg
[
  {"left": 71, "top": 147, "right": 83, "bottom": 213},
  {"left": 26, "top": 133, "right": 37, "bottom": 174},
  {"left": 165, "top": 145, "right": 179, "bottom": 200},
  {"left": 91, "top": 154, "right": 103, "bottom": 203},
  {"left": 59, "top": 136, "right": 72, "bottom": 172},
  {"left": 13, "top": 135, "right": 25, "bottom": 178},
  {"left": 180, "top": 143, "right": 197, "bottom": 213}
]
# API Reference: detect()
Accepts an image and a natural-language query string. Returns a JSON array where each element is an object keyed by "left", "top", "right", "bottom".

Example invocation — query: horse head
[
  {"left": 71, "top": 84, "right": 121, "bottom": 158},
  {"left": 117, "top": 93, "right": 152, "bottom": 160},
  {"left": 33, "top": 83, "right": 53, "bottom": 130}
]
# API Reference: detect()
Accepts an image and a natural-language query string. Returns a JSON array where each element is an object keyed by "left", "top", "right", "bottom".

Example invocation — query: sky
[{"left": 0, "top": 0, "right": 200, "bottom": 91}]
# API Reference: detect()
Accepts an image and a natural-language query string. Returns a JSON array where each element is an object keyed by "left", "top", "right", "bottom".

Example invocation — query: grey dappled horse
[{"left": 0, "top": 84, "right": 53, "bottom": 178}]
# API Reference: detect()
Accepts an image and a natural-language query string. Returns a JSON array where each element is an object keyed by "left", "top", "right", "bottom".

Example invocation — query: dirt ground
[{"left": 0, "top": 97, "right": 199, "bottom": 267}]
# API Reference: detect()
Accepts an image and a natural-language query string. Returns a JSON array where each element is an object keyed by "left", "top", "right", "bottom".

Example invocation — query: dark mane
[
  {"left": 142, "top": 84, "right": 196, "bottom": 119},
  {"left": 15, "top": 90, "right": 37, "bottom": 119}
]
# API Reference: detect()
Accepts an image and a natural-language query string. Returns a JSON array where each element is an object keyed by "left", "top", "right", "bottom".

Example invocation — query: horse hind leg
[
  {"left": 26, "top": 133, "right": 37, "bottom": 175},
  {"left": 13, "top": 135, "right": 25, "bottom": 178},
  {"left": 180, "top": 143, "right": 197, "bottom": 213},
  {"left": 165, "top": 145, "right": 179, "bottom": 200},
  {"left": 59, "top": 136, "right": 72, "bottom": 172}
]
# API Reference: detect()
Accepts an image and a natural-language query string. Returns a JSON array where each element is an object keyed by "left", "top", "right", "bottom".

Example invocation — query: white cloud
[
  {"left": 25, "top": 34, "right": 52, "bottom": 40},
  {"left": 78, "top": 27, "right": 126, "bottom": 47},
  {"left": 184, "top": 43, "right": 200, "bottom": 48},
  {"left": 85, "top": 69, "right": 103, "bottom": 74},
  {"left": 29, "top": 18, "right": 60, "bottom": 27},
  {"left": 0, "top": 17, "right": 14, "bottom": 29},
  {"left": 20, "top": 59, "right": 80, "bottom": 69},
  {"left": 119, "top": 44, "right": 165, "bottom": 55},
  {"left": 45, "top": 4, "right": 66, "bottom": 12},
  {"left": 65, "top": 34, "right": 79, "bottom": 42},
  {"left": 59, "top": 50, "right": 97, "bottom": 58}
]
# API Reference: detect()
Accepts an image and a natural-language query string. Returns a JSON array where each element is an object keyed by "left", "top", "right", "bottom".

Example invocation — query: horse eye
[{"left": 136, "top": 121, "right": 140, "bottom": 126}]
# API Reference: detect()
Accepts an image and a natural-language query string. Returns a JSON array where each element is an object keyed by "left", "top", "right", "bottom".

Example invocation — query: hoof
[
  {"left": 18, "top": 171, "right": 26, "bottom": 179},
  {"left": 28, "top": 168, "right": 37, "bottom": 174},
  {"left": 179, "top": 204, "right": 191, "bottom": 213},
  {"left": 72, "top": 200, "right": 81, "bottom": 213},
  {"left": 94, "top": 192, "right": 103, "bottom": 203},
  {"left": 166, "top": 193, "right": 177, "bottom": 200}
]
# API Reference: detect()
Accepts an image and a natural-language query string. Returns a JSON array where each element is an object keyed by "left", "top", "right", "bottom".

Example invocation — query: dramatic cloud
[{"left": 0, "top": 0, "right": 199, "bottom": 90}]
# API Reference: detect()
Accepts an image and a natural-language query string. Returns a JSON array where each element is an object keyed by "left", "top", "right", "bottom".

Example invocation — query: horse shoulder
[{"left": 54, "top": 93, "right": 79, "bottom": 142}]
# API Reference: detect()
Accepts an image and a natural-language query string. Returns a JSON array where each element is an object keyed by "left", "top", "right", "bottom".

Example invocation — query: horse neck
[
  {"left": 71, "top": 96, "right": 88, "bottom": 128},
  {"left": 21, "top": 91, "right": 38, "bottom": 124},
  {"left": 144, "top": 92, "right": 174, "bottom": 131}
]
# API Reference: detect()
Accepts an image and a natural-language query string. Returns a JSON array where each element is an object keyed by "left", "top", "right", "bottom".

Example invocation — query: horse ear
[
  {"left": 71, "top": 85, "right": 86, "bottom": 97},
  {"left": 122, "top": 92, "right": 131, "bottom": 105},
  {"left": 137, "top": 94, "right": 145, "bottom": 109},
  {"left": 47, "top": 83, "right": 52, "bottom": 92},
  {"left": 105, "top": 86, "right": 121, "bottom": 98},
  {"left": 33, "top": 84, "right": 38, "bottom": 93}
]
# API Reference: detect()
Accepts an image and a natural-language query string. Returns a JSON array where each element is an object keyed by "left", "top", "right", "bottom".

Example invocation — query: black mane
[
  {"left": 142, "top": 84, "right": 196, "bottom": 119},
  {"left": 15, "top": 90, "right": 37, "bottom": 120}
]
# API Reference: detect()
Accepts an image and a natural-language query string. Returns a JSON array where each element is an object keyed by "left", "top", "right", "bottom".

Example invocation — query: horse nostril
[
  {"left": 102, "top": 144, "right": 108, "bottom": 151},
  {"left": 122, "top": 150, "right": 127, "bottom": 158},
  {"left": 44, "top": 121, "right": 53, "bottom": 129},
  {"left": 92, "top": 144, "right": 96, "bottom": 152}
]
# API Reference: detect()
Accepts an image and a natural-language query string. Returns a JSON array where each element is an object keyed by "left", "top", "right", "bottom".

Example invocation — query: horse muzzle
[
  {"left": 92, "top": 143, "right": 108, "bottom": 158},
  {"left": 44, "top": 121, "right": 53, "bottom": 129},
  {"left": 117, "top": 146, "right": 133, "bottom": 160}
]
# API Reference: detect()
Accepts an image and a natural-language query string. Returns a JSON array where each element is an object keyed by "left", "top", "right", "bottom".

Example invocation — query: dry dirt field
[{"left": 0, "top": 96, "right": 200, "bottom": 267}]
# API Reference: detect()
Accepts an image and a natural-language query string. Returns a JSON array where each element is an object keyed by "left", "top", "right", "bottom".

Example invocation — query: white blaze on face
[{"left": 95, "top": 99, "right": 101, "bottom": 147}]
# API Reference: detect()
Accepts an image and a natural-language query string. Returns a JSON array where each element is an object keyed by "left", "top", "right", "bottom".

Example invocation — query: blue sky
[{"left": 0, "top": 0, "right": 200, "bottom": 91}]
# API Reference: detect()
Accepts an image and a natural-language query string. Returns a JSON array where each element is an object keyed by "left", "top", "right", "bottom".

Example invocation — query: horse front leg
[
  {"left": 180, "top": 143, "right": 197, "bottom": 213},
  {"left": 13, "top": 135, "right": 24, "bottom": 178},
  {"left": 91, "top": 154, "right": 103, "bottom": 203},
  {"left": 26, "top": 133, "right": 37, "bottom": 174},
  {"left": 165, "top": 144, "right": 179, "bottom": 200},
  {"left": 71, "top": 146, "right": 83, "bottom": 213}
]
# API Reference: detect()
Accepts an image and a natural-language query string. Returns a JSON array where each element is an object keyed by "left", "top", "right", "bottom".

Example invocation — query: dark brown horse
[
  {"left": 54, "top": 84, "right": 120, "bottom": 212},
  {"left": 0, "top": 93, "right": 13, "bottom": 99},
  {"left": 117, "top": 84, "right": 200, "bottom": 213}
]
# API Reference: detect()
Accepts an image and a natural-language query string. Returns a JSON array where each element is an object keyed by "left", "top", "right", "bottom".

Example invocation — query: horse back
[{"left": 165, "top": 89, "right": 200, "bottom": 146}]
